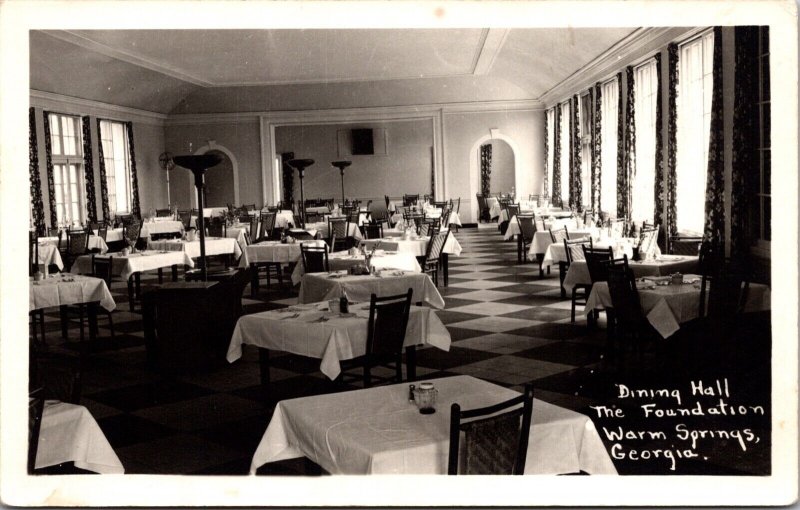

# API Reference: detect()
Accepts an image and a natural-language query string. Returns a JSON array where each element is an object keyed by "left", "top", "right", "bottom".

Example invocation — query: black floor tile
[
  {"left": 516, "top": 341, "right": 604, "bottom": 366},
  {"left": 87, "top": 379, "right": 215, "bottom": 412},
  {"left": 415, "top": 345, "right": 500, "bottom": 370},
  {"left": 96, "top": 413, "right": 179, "bottom": 448}
]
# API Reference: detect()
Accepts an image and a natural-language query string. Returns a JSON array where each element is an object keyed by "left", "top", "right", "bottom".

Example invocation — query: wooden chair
[
  {"left": 637, "top": 226, "right": 659, "bottom": 260},
  {"left": 360, "top": 223, "right": 384, "bottom": 240},
  {"left": 122, "top": 221, "right": 142, "bottom": 249},
  {"left": 475, "top": 194, "right": 490, "bottom": 223},
  {"left": 418, "top": 219, "right": 439, "bottom": 238},
  {"left": 516, "top": 215, "right": 536, "bottom": 263},
  {"left": 300, "top": 244, "right": 329, "bottom": 273},
  {"left": 421, "top": 229, "right": 450, "bottom": 286},
  {"left": 608, "top": 219, "right": 626, "bottom": 238},
  {"left": 89, "top": 254, "right": 116, "bottom": 340},
  {"left": 64, "top": 229, "right": 90, "bottom": 271},
  {"left": 258, "top": 211, "right": 277, "bottom": 242},
  {"left": 156, "top": 208, "right": 171, "bottom": 217},
  {"left": 328, "top": 217, "right": 349, "bottom": 251},
  {"left": 339, "top": 289, "right": 413, "bottom": 387},
  {"left": 178, "top": 210, "right": 193, "bottom": 231},
  {"left": 448, "top": 383, "right": 534, "bottom": 475},
  {"left": 582, "top": 245, "right": 614, "bottom": 325},
  {"left": 549, "top": 226, "right": 569, "bottom": 244},
  {"left": 403, "top": 194, "right": 419, "bottom": 207},
  {"left": 606, "top": 256, "right": 656, "bottom": 366},
  {"left": 562, "top": 238, "right": 592, "bottom": 310}
]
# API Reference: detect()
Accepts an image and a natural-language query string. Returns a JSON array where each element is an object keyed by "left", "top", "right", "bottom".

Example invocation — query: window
[
  {"left": 48, "top": 113, "right": 85, "bottom": 226},
  {"left": 99, "top": 120, "right": 132, "bottom": 215},
  {"left": 675, "top": 30, "right": 714, "bottom": 235},
  {"left": 755, "top": 26, "right": 771, "bottom": 246},
  {"left": 559, "top": 101, "right": 570, "bottom": 206},
  {"left": 630, "top": 59, "right": 658, "bottom": 224},
  {"left": 600, "top": 78, "right": 619, "bottom": 214},
  {"left": 579, "top": 93, "right": 592, "bottom": 208},
  {"left": 545, "top": 108, "right": 555, "bottom": 196}
]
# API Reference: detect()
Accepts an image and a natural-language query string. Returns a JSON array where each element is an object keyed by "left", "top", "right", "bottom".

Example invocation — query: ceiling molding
[
  {"left": 29, "top": 90, "right": 167, "bottom": 125},
  {"left": 472, "top": 28, "right": 510, "bottom": 75},
  {"left": 203, "top": 71, "right": 478, "bottom": 88},
  {"left": 46, "top": 31, "right": 213, "bottom": 87},
  {"left": 165, "top": 99, "right": 543, "bottom": 126},
  {"left": 539, "top": 27, "right": 700, "bottom": 105}
]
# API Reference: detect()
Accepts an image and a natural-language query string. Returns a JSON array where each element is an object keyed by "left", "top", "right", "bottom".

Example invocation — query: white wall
[
  {"left": 274, "top": 120, "right": 433, "bottom": 204},
  {"left": 488, "top": 139, "right": 516, "bottom": 195}
]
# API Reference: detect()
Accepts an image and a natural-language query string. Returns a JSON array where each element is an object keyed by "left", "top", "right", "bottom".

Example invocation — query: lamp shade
[
  {"left": 331, "top": 160, "right": 352, "bottom": 170},
  {"left": 173, "top": 154, "right": 222, "bottom": 172},
  {"left": 288, "top": 159, "right": 315, "bottom": 171}
]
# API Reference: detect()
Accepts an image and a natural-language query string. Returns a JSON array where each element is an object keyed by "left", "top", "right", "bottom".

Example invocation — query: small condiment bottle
[
  {"left": 408, "top": 384, "right": 416, "bottom": 403},
  {"left": 340, "top": 288, "right": 349, "bottom": 313}
]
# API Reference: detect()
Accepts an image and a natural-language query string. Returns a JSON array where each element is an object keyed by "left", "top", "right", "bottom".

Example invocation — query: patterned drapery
[
  {"left": 619, "top": 67, "right": 635, "bottom": 221},
  {"left": 480, "top": 144, "right": 492, "bottom": 196},
  {"left": 281, "top": 152, "right": 295, "bottom": 204},
  {"left": 42, "top": 111, "right": 57, "bottom": 228},
  {"left": 29, "top": 108, "right": 46, "bottom": 235},
  {"left": 569, "top": 95, "right": 582, "bottom": 210},
  {"left": 666, "top": 43, "right": 679, "bottom": 248},
  {"left": 81, "top": 116, "right": 97, "bottom": 222},
  {"left": 730, "top": 26, "right": 761, "bottom": 257},
  {"left": 552, "top": 105, "right": 562, "bottom": 205},
  {"left": 703, "top": 27, "right": 725, "bottom": 246},
  {"left": 653, "top": 52, "right": 666, "bottom": 251},
  {"left": 125, "top": 121, "right": 141, "bottom": 218},
  {"left": 96, "top": 120, "right": 110, "bottom": 221},
  {"left": 592, "top": 83, "right": 602, "bottom": 212},
  {"left": 543, "top": 108, "right": 550, "bottom": 198}
]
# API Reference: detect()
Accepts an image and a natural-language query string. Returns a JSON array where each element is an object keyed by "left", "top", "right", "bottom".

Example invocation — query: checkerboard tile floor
[{"left": 32, "top": 224, "right": 771, "bottom": 476}]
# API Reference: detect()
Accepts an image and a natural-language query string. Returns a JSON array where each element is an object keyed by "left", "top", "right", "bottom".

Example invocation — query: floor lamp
[
  {"left": 288, "top": 159, "right": 315, "bottom": 228},
  {"left": 332, "top": 161, "right": 352, "bottom": 207},
  {"left": 173, "top": 154, "right": 222, "bottom": 281}
]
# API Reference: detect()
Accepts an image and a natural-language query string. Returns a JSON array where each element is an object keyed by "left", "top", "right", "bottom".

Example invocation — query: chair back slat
[
  {"left": 549, "top": 227, "right": 569, "bottom": 244},
  {"left": 563, "top": 238, "right": 592, "bottom": 263},
  {"left": 517, "top": 215, "right": 536, "bottom": 241},
  {"left": 425, "top": 229, "right": 450, "bottom": 264},
  {"left": 122, "top": 221, "right": 142, "bottom": 247},
  {"left": 583, "top": 246, "right": 614, "bottom": 283},
  {"left": 301, "top": 244, "right": 329, "bottom": 273},
  {"left": 361, "top": 223, "right": 384, "bottom": 240},
  {"left": 366, "top": 289, "right": 413, "bottom": 359},
  {"left": 606, "top": 257, "right": 646, "bottom": 326},
  {"left": 259, "top": 211, "right": 277, "bottom": 241},
  {"left": 91, "top": 254, "right": 114, "bottom": 285}
]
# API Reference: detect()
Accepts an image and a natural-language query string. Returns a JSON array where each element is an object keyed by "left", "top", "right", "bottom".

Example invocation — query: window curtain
[
  {"left": 631, "top": 60, "right": 658, "bottom": 224},
  {"left": 81, "top": 116, "right": 97, "bottom": 222},
  {"left": 653, "top": 53, "right": 666, "bottom": 250},
  {"left": 125, "top": 121, "right": 141, "bottom": 218},
  {"left": 569, "top": 95, "right": 582, "bottom": 210},
  {"left": 730, "top": 26, "right": 760, "bottom": 257},
  {"left": 552, "top": 106, "right": 562, "bottom": 204},
  {"left": 96, "top": 119, "right": 111, "bottom": 221},
  {"left": 29, "top": 108, "right": 46, "bottom": 235},
  {"left": 543, "top": 108, "right": 552, "bottom": 197},
  {"left": 620, "top": 68, "right": 634, "bottom": 221},
  {"left": 703, "top": 27, "right": 725, "bottom": 246},
  {"left": 592, "top": 83, "right": 602, "bottom": 213},
  {"left": 480, "top": 143, "right": 492, "bottom": 196},
  {"left": 600, "top": 78, "right": 619, "bottom": 214},
  {"left": 666, "top": 43, "right": 679, "bottom": 248},
  {"left": 42, "top": 111, "right": 57, "bottom": 228},
  {"left": 281, "top": 152, "right": 295, "bottom": 204},
  {"left": 559, "top": 101, "right": 570, "bottom": 207}
]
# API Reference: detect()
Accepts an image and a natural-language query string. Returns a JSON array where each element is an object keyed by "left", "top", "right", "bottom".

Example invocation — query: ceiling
[{"left": 32, "top": 28, "right": 638, "bottom": 113}]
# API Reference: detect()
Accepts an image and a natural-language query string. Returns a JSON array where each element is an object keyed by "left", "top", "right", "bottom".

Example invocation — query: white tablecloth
[
  {"left": 541, "top": 238, "right": 634, "bottom": 267},
  {"left": 96, "top": 228, "right": 124, "bottom": 243},
  {"left": 299, "top": 271, "right": 445, "bottom": 309},
  {"left": 304, "top": 221, "right": 363, "bottom": 241},
  {"left": 227, "top": 301, "right": 450, "bottom": 379},
  {"left": 274, "top": 210, "right": 298, "bottom": 229},
  {"left": 529, "top": 228, "right": 598, "bottom": 256},
  {"left": 250, "top": 375, "right": 617, "bottom": 475},
  {"left": 147, "top": 237, "right": 242, "bottom": 260},
  {"left": 40, "top": 235, "right": 108, "bottom": 254},
  {"left": 71, "top": 251, "right": 194, "bottom": 282},
  {"left": 37, "top": 401, "right": 125, "bottom": 474},
  {"left": 584, "top": 277, "right": 771, "bottom": 338},
  {"left": 141, "top": 220, "right": 184, "bottom": 237},
  {"left": 305, "top": 206, "right": 331, "bottom": 215},
  {"left": 203, "top": 207, "right": 229, "bottom": 218},
  {"left": 226, "top": 225, "right": 250, "bottom": 249},
  {"left": 359, "top": 234, "right": 462, "bottom": 257},
  {"left": 239, "top": 240, "right": 327, "bottom": 267},
  {"left": 563, "top": 256, "right": 700, "bottom": 292},
  {"left": 30, "top": 274, "right": 115, "bottom": 312},
  {"left": 36, "top": 243, "right": 64, "bottom": 270},
  {"left": 290, "top": 250, "right": 422, "bottom": 285}
]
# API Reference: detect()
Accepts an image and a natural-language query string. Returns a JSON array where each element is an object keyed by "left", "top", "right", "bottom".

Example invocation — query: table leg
[
  {"left": 517, "top": 236, "right": 522, "bottom": 263},
  {"left": 134, "top": 272, "right": 142, "bottom": 300},
  {"left": 157, "top": 268, "right": 164, "bottom": 284},
  {"left": 171, "top": 265, "right": 178, "bottom": 282},
  {"left": 59, "top": 305, "right": 69, "bottom": 339},
  {"left": 250, "top": 264, "right": 259, "bottom": 297},
  {"left": 558, "top": 262, "right": 567, "bottom": 298},
  {"left": 405, "top": 345, "right": 417, "bottom": 382},
  {"left": 537, "top": 254, "right": 545, "bottom": 278},
  {"left": 441, "top": 253, "right": 449, "bottom": 287},
  {"left": 87, "top": 301, "right": 99, "bottom": 343}
]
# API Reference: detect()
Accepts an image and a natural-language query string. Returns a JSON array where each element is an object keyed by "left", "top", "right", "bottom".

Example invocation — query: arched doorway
[
  {"left": 485, "top": 139, "right": 515, "bottom": 195},
  {"left": 468, "top": 131, "right": 521, "bottom": 222}
]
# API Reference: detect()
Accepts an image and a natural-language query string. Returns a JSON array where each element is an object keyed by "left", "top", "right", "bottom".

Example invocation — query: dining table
[
  {"left": 35, "top": 242, "right": 65, "bottom": 271},
  {"left": 584, "top": 275, "right": 772, "bottom": 338},
  {"left": 298, "top": 270, "right": 446, "bottom": 309},
  {"left": 227, "top": 300, "right": 451, "bottom": 381},
  {"left": 360, "top": 230, "right": 462, "bottom": 286},
  {"left": 563, "top": 255, "right": 700, "bottom": 292},
  {"left": 36, "top": 401, "right": 125, "bottom": 474},
  {"left": 225, "top": 224, "right": 250, "bottom": 249},
  {"left": 140, "top": 220, "right": 184, "bottom": 238},
  {"left": 250, "top": 375, "right": 618, "bottom": 475},
  {"left": 274, "top": 210, "right": 298, "bottom": 229},
  {"left": 290, "top": 249, "right": 422, "bottom": 285},
  {"left": 95, "top": 227, "right": 124, "bottom": 244},
  {"left": 39, "top": 235, "right": 109, "bottom": 255},
  {"left": 70, "top": 250, "right": 194, "bottom": 311},
  {"left": 303, "top": 220, "right": 363, "bottom": 241},
  {"left": 147, "top": 237, "right": 242, "bottom": 260}
]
